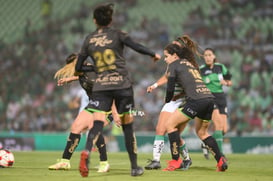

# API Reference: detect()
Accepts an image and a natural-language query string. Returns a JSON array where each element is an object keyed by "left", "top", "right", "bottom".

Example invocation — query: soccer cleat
[
  {"left": 222, "top": 154, "right": 228, "bottom": 161},
  {"left": 144, "top": 159, "right": 161, "bottom": 170},
  {"left": 97, "top": 161, "right": 110, "bottom": 173},
  {"left": 216, "top": 156, "right": 228, "bottom": 172},
  {"left": 131, "top": 166, "right": 144, "bottom": 176},
  {"left": 180, "top": 158, "right": 192, "bottom": 170},
  {"left": 162, "top": 158, "right": 182, "bottom": 171},
  {"left": 79, "top": 150, "right": 90, "bottom": 177},
  {"left": 201, "top": 143, "right": 210, "bottom": 160},
  {"left": 48, "top": 159, "right": 71, "bottom": 170}
]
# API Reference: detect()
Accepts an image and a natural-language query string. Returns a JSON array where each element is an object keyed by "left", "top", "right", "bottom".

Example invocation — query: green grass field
[{"left": 1, "top": 151, "right": 273, "bottom": 181}]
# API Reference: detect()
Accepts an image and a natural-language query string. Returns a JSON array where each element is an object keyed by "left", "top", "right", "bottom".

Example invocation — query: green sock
[{"left": 212, "top": 130, "right": 223, "bottom": 154}]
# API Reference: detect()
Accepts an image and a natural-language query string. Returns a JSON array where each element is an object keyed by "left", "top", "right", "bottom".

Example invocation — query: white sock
[
  {"left": 180, "top": 143, "right": 190, "bottom": 160},
  {"left": 153, "top": 135, "right": 164, "bottom": 161}
]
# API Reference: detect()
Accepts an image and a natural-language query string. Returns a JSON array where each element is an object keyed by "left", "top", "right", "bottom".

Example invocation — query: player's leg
[
  {"left": 48, "top": 110, "right": 92, "bottom": 170},
  {"left": 96, "top": 133, "right": 110, "bottom": 172},
  {"left": 177, "top": 123, "right": 192, "bottom": 170},
  {"left": 201, "top": 108, "right": 223, "bottom": 160},
  {"left": 195, "top": 118, "right": 227, "bottom": 172},
  {"left": 146, "top": 99, "right": 185, "bottom": 170},
  {"left": 211, "top": 93, "right": 228, "bottom": 155},
  {"left": 222, "top": 114, "right": 228, "bottom": 135},
  {"left": 211, "top": 108, "right": 224, "bottom": 154},
  {"left": 163, "top": 109, "right": 189, "bottom": 171},
  {"left": 116, "top": 87, "right": 143, "bottom": 176},
  {"left": 145, "top": 111, "right": 169, "bottom": 170},
  {"left": 79, "top": 112, "right": 106, "bottom": 177},
  {"left": 121, "top": 115, "right": 143, "bottom": 176},
  {"left": 79, "top": 92, "right": 112, "bottom": 177}
]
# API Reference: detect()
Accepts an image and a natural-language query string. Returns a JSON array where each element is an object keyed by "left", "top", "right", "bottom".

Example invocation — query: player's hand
[
  {"left": 152, "top": 53, "right": 161, "bottom": 62},
  {"left": 112, "top": 113, "right": 121, "bottom": 127},
  {"left": 220, "top": 79, "right": 229, "bottom": 86},
  {"left": 147, "top": 86, "right": 154, "bottom": 93},
  {"left": 147, "top": 83, "right": 158, "bottom": 93},
  {"left": 57, "top": 78, "right": 67, "bottom": 86},
  {"left": 114, "top": 118, "right": 121, "bottom": 128}
]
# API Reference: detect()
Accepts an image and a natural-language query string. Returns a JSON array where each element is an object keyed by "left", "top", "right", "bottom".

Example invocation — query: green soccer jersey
[{"left": 200, "top": 63, "right": 231, "bottom": 93}]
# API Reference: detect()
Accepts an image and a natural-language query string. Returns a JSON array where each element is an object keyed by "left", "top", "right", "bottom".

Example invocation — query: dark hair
[
  {"left": 93, "top": 3, "right": 114, "bottom": 26},
  {"left": 204, "top": 47, "right": 217, "bottom": 62},
  {"left": 164, "top": 43, "right": 182, "bottom": 57},
  {"left": 65, "top": 53, "right": 77, "bottom": 64},
  {"left": 165, "top": 43, "right": 200, "bottom": 71},
  {"left": 204, "top": 47, "right": 215, "bottom": 53},
  {"left": 176, "top": 35, "right": 202, "bottom": 57}
]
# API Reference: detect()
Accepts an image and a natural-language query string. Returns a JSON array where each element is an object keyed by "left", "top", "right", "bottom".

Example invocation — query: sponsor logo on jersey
[
  {"left": 95, "top": 73, "right": 123, "bottom": 85},
  {"left": 204, "top": 70, "right": 212, "bottom": 75},
  {"left": 89, "top": 35, "right": 112, "bottom": 46}
]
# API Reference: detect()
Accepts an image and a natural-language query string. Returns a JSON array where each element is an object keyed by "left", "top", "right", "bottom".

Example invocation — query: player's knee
[
  {"left": 71, "top": 121, "right": 86, "bottom": 133},
  {"left": 155, "top": 127, "right": 166, "bottom": 135}
]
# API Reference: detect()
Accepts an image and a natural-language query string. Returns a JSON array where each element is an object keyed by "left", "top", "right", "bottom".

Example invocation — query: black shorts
[
  {"left": 178, "top": 97, "right": 214, "bottom": 120},
  {"left": 212, "top": 92, "right": 227, "bottom": 115},
  {"left": 86, "top": 87, "right": 134, "bottom": 114}
]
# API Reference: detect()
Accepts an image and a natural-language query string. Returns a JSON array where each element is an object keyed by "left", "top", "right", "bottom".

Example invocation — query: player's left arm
[
  {"left": 221, "top": 64, "right": 232, "bottom": 86},
  {"left": 75, "top": 37, "right": 95, "bottom": 74}
]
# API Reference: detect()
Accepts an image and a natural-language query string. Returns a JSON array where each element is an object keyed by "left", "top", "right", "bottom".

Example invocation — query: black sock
[
  {"left": 96, "top": 134, "right": 107, "bottom": 161},
  {"left": 122, "top": 123, "right": 137, "bottom": 169},
  {"left": 62, "top": 133, "right": 81, "bottom": 159},
  {"left": 168, "top": 131, "right": 180, "bottom": 161},
  {"left": 85, "top": 120, "right": 104, "bottom": 151},
  {"left": 202, "top": 136, "right": 222, "bottom": 162}
]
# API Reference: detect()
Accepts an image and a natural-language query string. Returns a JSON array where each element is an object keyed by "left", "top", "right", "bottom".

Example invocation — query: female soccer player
[
  {"left": 162, "top": 43, "right": 227, "bottom": 172},
  {"left": 48, "top": 53, "right": 119, "bottom": 173},
  {"left": 145, "top": 74, "right": 192, "bottom": 171},
  {"left": 75, "top": 3, "right": 161, "bottom": 177},
  {"left": 145, "top": 35, "right": 203, "bottom": 171},
  {"left": 200, "top": 48, "right": 232, "bottom": 155}
]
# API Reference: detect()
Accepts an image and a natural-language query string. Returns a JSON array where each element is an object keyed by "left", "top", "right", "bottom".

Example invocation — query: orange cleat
[
  {"left": 216, "top": 156, "right": 228, "bottom": 172},
  {"left": 162, "top": 158, "right": 182, "bottom": 171},
  {"left": 79, "top": 150, "right": 90, "bottom": 177}
]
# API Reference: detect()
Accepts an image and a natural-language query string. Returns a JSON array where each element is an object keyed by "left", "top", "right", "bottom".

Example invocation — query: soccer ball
[{"left": 0, "top": 149, "right": 15, "bottom": 168}]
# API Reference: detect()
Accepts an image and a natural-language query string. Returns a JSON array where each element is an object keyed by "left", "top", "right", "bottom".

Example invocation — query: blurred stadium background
[{"left": 0, "top": 0, "right": 273, "bottom": 153}]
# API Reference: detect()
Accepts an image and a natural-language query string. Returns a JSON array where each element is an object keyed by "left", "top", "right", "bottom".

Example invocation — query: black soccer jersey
[
  {"left": 166, "top": 59, "right": 214, "bottom": 101},
  {"left": 78, "top": 71, "right": 96, "bottom": 98},
  {"left": 76, "top": 27, "right": 155, "bottom": 91},
  {"left": 165, "top": 65, "right": 184, "bottom": 97}
]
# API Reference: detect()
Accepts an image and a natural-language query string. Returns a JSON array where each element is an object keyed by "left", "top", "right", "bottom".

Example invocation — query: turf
[{"left": 1, "top": 151, "right": 273, "bottom": 181}]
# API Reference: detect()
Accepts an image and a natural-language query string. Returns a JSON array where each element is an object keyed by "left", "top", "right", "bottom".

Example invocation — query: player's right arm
[
  {"left": 57, "top": 76, "right": 79, "bottom": 86},
  {"left": 147, "top": 74, "right": 168, "bottom": 93}
]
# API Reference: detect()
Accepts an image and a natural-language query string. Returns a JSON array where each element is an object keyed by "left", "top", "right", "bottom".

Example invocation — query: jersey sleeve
[
  {"left": 75, "top": 36, "right": 94, "bottom": 72},
  {"left": 165, "top": 64, "right": 176, "bottom": 103},
  {"left": 221, "top": 64, "right": 232, "bottom": 80},
  {"left": 119, "top": 31, "right": 155, "bottom": 57}
]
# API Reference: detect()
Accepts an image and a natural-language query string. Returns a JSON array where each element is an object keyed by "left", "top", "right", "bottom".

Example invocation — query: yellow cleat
[
  {"left": 48, "top": 159, "right": 71, "bottom": 170},
  {"left": 97, "top": 161, "right": 110, "bottom": 173}
]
